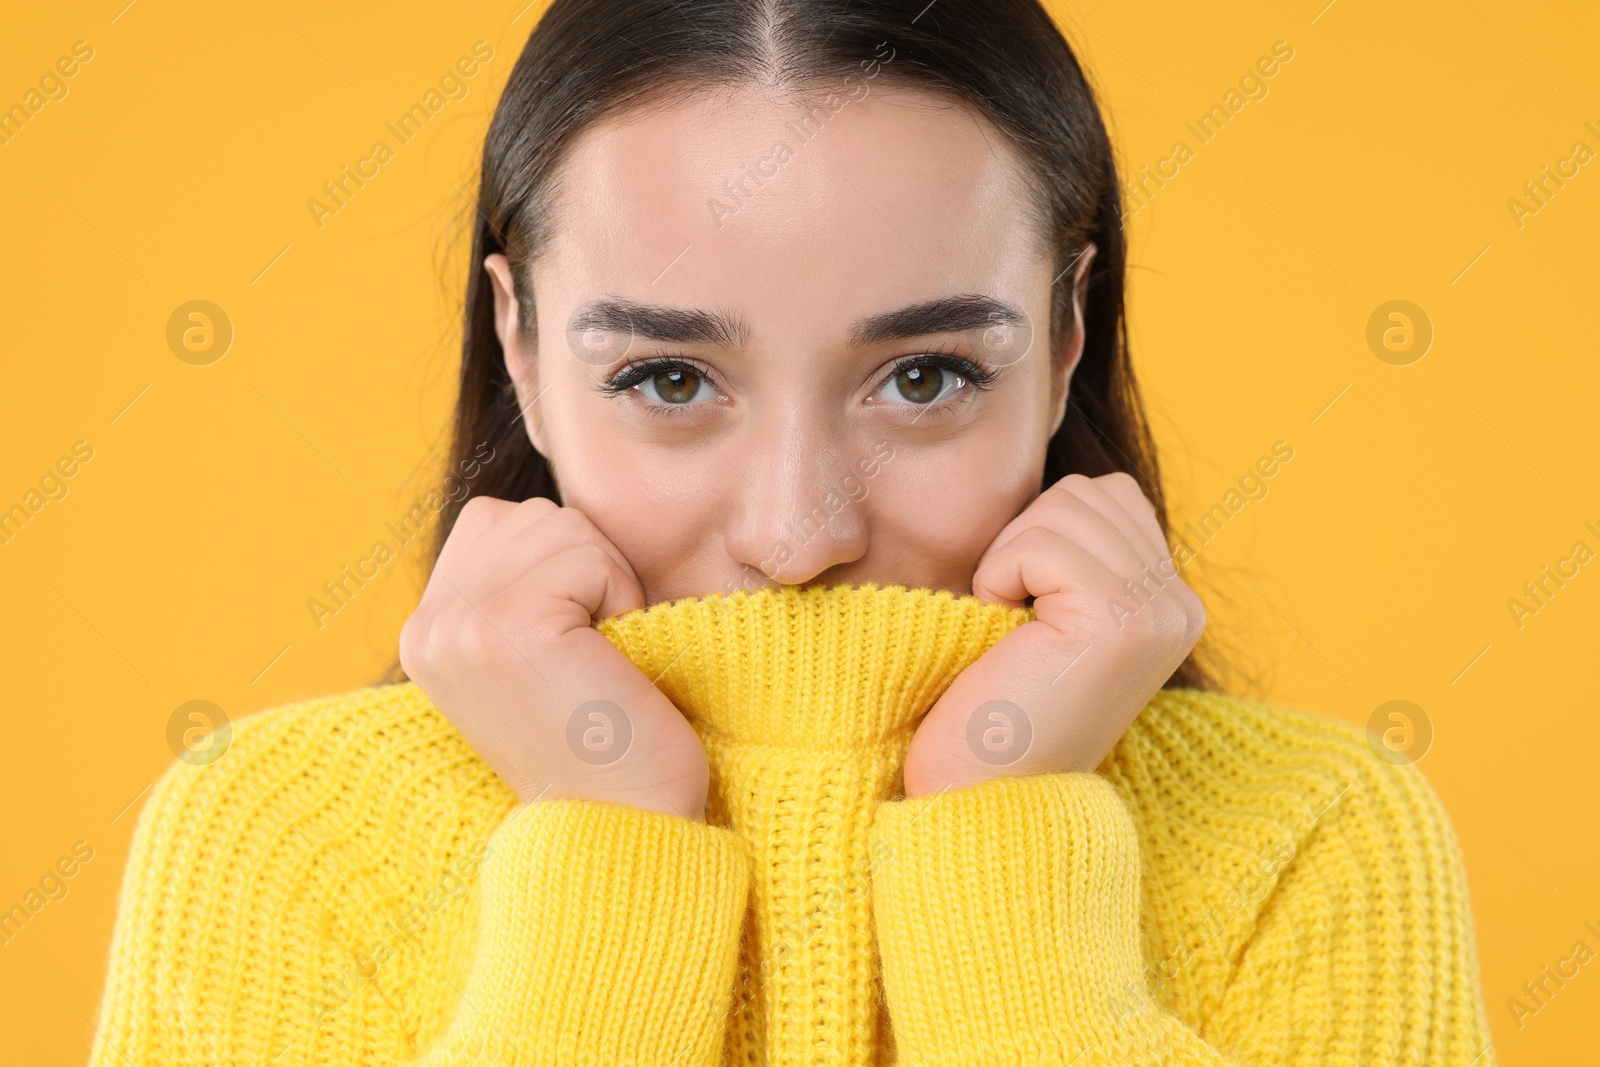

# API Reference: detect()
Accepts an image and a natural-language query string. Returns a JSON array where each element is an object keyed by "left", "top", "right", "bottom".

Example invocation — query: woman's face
[{"left": 486, "top": 83, "right": 1094, "bottom": 607}]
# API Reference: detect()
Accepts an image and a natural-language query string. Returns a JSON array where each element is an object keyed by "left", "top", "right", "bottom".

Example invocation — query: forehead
[{"left": 535, "top": 84, "right": 1049, "bottom": 338}]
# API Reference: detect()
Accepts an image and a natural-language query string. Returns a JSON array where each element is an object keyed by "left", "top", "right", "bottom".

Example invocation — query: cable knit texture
[{"left": 90, "top": 581, "right": 1497, "bottom": 1066}]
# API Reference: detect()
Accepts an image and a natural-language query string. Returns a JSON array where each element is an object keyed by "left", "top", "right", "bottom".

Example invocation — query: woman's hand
[
  {"left": 399, "top": 496, "right": 711, "bottom": 820},
  {"left": 902, "top": 472, "right": 1206, "bottom": 797}
]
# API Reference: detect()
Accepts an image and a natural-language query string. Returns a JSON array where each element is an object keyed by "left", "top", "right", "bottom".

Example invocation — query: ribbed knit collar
[
  {"left": 593, "top": 582, "right": 1037, "bottom": 1061},
  {"left": 594, "top": 581, "right": 1035, "bottom": 752}
]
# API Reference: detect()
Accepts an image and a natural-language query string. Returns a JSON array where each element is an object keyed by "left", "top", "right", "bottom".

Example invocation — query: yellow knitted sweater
[{"left": 90, "top": 582, "right": 1497, "bottom": 1066}]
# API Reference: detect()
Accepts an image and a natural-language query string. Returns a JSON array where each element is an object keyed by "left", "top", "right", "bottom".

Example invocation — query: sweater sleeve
[
  {"left": 412, "top": 797, "right": 752, "bottom": 1066},
  {"left": 89, "top": 756, "right": 751, "bottom": 1067},
  {"left": 868, "top": 769, "right": 1498, "bottom": 1066}
]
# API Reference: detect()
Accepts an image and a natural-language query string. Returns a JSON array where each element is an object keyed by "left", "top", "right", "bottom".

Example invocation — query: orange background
[{"left": 2, "top": 1, "right": 1595, "bottom": 1062}]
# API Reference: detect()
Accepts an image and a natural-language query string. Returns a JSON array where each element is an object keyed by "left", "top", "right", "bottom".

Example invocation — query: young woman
[{"left": 91, "top": 1, "right": 1498, "bottom": 1064}]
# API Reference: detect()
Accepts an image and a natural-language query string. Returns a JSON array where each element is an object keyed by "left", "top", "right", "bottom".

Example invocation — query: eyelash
[
  {"left": 882, "top": 343, "right": 1000, "bottom": 404},
  {"left": 596, "top": 343, "right": 999, "bottom": 419},
  {"left": 597, "top": 354, "right": 717, "bottom": 399}
]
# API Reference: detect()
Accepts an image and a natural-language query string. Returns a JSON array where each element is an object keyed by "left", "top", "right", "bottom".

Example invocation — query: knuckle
[
  {"left": 517, "top": 495, "right": 560, "bottom": 518},
  {"left": 397, "top": 612, "right": 430, "bottom": 673},
  {"left": 1185, "top": 593, "right": 1208, "bottom": 641},
  {"left": 1051, "top": 473, "right": 1091, "bottom": 495},
  {"left": 1115, "top": 597, "right": 1158, "bottom": 639},
  {"left": 1116, "top": 592, "right": 1188, "bottom": 651},
  {"left": 560, "top": 540, "right": 622, "bottom": 588},
  {"left": 1015, "top": 523, "right": 1059, "bottom": 549},
  {"left": 546, "top": 504, "right": 597, "bottom": 541},
  {"left": 458, "top": 493, "right": 505, "bottom": 525},
  {"left": 1168, "top": 597, "right": 1195, "bottom": 637},
  {"left": 1106, "top": 470, "right": 1141, "bottom": 492},
  {"left": 1151, "top": 600, "right": 1194, "bottom": 652},
  {"left": 451, "top": 608, "right": 515, "bottom": 667},
  {"left": 1103, "top": 470, "right": 1156, "bottom": 511},
  {"left": 449, "top": 495, "right": 507, "bottom": 544}
]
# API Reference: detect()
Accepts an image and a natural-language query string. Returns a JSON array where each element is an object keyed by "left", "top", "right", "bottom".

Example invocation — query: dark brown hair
[{"left": 379, "top": 0, "right": 1221, "bottom": 692}]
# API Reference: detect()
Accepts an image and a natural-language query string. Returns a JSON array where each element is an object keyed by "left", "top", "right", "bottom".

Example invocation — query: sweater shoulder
[
  {"left": 1107, "top": 689, "right": 1488, "bottom": 1036},
  {"left": 102, "top": 684, "right": 516, "bottom": 1055},
  {"left": 124, "top": 680, "right": 515, "bottom": 930},
  {"left": 1108, "top": 685, "right": 1382, "bottom": 818},
  {"left": 143, "top": 680, "right": 511, "bottom": 828},
  {"left": 1106, "top": 686, "right": 1469, "bottom": 922},
  {"left": 1107, "top": 687, "right": 1465, "bottom": 857}
]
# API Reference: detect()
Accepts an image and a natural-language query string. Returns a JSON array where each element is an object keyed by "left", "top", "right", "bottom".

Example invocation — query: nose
[{"left": 721, "top": 418, "right": 870, "bottom": 587}]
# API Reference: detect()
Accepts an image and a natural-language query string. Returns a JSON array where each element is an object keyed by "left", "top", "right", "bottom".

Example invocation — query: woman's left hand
[{"left": 902, "top": 472, "right": 1207, "bottom": 797}]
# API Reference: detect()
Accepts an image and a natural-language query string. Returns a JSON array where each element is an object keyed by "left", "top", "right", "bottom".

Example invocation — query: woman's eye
[
  {"left": 635, "top": 365, "right": 717, "bottom": 405},
  {"left": 875, "top": 361, "right": 966, "bottom": 406}
]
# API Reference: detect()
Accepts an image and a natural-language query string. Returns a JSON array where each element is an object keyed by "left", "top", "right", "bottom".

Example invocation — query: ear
[
  {"left": 1048, "top": 242, "right": 1098, "bottom": 439},
  {"left": 484, "top": 253, "right": 551, "bottom": 457}
]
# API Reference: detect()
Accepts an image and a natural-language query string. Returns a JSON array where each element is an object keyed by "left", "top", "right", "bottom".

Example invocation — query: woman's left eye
[
  {"left": 873, "top": 356, "right": 997, "bottom": 407},
  {"left": 600, "top": 357, "right": 722, "bottom": 409},
  {"left": 634, "top": 365, "right": 717, "bottom": 405}
]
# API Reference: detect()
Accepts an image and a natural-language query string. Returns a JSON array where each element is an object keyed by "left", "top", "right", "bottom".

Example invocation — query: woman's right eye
[
  {"left": 599, "top": 357, "right": 723, "bottom": 411},
  {"left": 634, "top": 365, "right": 717, "bottom": 405}
]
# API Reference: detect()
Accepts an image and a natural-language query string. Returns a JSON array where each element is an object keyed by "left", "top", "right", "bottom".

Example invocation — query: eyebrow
[
  {"left": 566, "top": 293, "right": 1026, "bottom": 349},
  {"left": 848, "top": 294, "right": 1026, "bottom": 347},
  {"left": 568, "top": 299, "right": 748, "bottom": 349}
]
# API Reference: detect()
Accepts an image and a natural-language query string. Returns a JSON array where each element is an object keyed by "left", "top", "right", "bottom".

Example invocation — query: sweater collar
[{"left": 594, "top": 581, "right": 1035, "bottom": 751}]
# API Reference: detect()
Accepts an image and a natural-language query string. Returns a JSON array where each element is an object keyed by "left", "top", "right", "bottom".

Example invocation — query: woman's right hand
[{"left": 398, "top": 495, "right": 710, "bottom": 821}]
